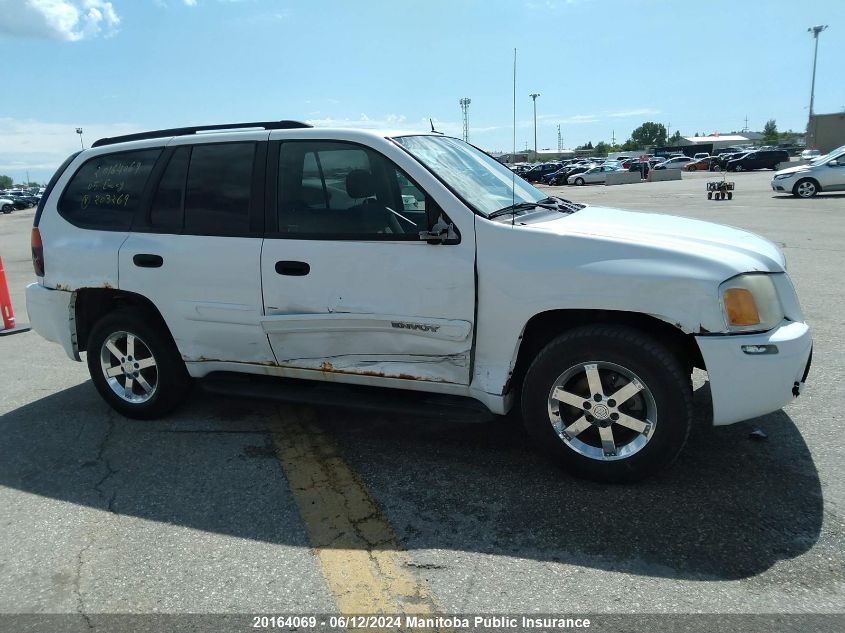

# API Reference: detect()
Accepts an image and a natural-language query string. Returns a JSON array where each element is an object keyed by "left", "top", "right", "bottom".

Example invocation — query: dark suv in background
[{"left": 727, "top": 149, "right": 790, "bottom": 172}]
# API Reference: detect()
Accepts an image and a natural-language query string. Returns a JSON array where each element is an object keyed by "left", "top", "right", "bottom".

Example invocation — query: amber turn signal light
[{"left": 723, "top": 287, "right": 760, "bottom": 326}]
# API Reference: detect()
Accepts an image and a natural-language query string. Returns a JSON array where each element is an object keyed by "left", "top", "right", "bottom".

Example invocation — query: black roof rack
[{"left": 91, "top": 120, "right": 312, "bottom": 148}]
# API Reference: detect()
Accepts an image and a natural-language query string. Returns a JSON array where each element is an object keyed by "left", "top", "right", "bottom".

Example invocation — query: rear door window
[
  {"left": 59, "top": 149, "right": 162, "bottom": 231},
  {"left": 184, "top": 143, "right": 255, "bottom": 236}
]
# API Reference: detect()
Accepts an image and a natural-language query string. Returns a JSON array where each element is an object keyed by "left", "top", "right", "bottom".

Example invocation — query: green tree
[
  {"left": 668, "top": 130, "right": 683, "bottom": 146},
  {"left": 0, "top": 175, "right": 12, "bottom": 189},
  {"left": 594, "top": 141, "right": 610, "bottom": 156},
  {"left": 627, "top": 122, "right": 667, "bottom": 149},
  {"left": 762, "top": 119, "right": 779, "bottom": 144}
]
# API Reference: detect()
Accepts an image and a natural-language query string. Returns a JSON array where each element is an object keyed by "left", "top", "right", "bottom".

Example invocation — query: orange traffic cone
[{"left": 0, "top": 255, "right": 28, "bottom": 336}]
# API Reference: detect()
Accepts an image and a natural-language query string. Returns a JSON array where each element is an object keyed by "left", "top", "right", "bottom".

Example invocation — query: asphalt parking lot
[{"left": 1, "top": 171, "right": 843, "bottom": 628}]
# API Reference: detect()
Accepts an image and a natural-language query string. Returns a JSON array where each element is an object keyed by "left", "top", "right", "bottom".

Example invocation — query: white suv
[{"left": 27, "top": 121, "right": 813, "bottom": 482}]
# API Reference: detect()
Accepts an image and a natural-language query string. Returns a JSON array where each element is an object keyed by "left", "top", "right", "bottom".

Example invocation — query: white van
[{"left": 26, "top": 121, "right": 812, "bottom": 482}]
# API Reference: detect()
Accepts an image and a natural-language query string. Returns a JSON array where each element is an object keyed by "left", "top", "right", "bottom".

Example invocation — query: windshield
[
  {"left": 392, "top": 135, "right": 545, "bottom": 217},
  {"left": 809, "top": 144, "right": 845, "bottom": 166}
]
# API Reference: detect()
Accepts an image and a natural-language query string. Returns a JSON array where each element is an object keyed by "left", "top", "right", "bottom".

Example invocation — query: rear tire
[
  {"left": 86, "top": 308, "right": 191, "bottom": 419},
  {"left": 1, "top": 204, "right": 12, "bottom": 214},
  {"left": 521, "top": 325, "right": 693, "bottom": 483}
]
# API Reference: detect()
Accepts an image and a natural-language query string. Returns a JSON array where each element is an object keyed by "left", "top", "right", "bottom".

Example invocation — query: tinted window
[
  {"left": 277, "top": 141, "right": 426, "bottom": 239},
  {"left": 184, "top": 143, "right": 255, "bottom": 235},
  {"left": 59, "top": 149, "right": 162, "bottom": 230},
  {"left": 149, "top": 147, "right": 189, "bottom": 231}
]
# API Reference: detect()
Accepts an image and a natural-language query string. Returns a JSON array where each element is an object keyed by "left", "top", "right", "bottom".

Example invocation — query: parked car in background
[
  {"left": 627, "top": 161, "right": 650, "bottom": 177},
  {"left": 683, "top": 157, "right": 717, "bottom": 172},
  {"left": 1, "top": 197, "right": 15, "bottom": 214},
  {"left": 654, "top": 156, "right": 694, "bottom": 170},
  {"left": 772, "top": 144, "right": 845, "bottom": 198},
  {"left": 567, "top": 164, "right": 620, "bottom": 186},
  {"left": 693, "top": 153, "right": 710, "bottom": 160},
  {"left": 2, "top": 195, "right": 31, "bottom": 210},
  {"left": 551, "top": 163, "right": 595, "bottom": 185},
  {"left": 726, "top": 149, "right": 789, "bottom": 172},
  {"left": 800, "top": 149, "right": 821, "bottom": 161},
  {"left": 523, "top": 163, "right": 562, "bottom": 183}
]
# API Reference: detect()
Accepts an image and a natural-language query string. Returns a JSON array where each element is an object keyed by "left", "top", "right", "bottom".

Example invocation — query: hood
[
  {"left": 530, "top": 206, "right": 785, "bottom": 273},
  {"left": 774, "top": 164, "right": 812, "bottom": 177}
]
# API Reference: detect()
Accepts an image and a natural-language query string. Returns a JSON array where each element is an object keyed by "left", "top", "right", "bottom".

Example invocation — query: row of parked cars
[{"left": 1, "top": 189, "right": 43, "bottom": 214}]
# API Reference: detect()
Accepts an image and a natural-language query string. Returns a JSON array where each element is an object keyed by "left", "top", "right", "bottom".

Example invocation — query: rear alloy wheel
[
  {"left": 87, "top": 308, "right": 191, "bottom": 419},
  {"left": 521, "top": 325, "right": 692, "bottom": 482},
  {"left": 794, "top": 178, "right": 818, "bottom": 198}
]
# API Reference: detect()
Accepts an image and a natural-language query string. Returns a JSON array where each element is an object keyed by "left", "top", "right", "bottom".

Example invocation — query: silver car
[
  {"left": 771, "top": 144, "right": 845, "bottom": 198},
  {"left": 567, "top": 164, "right": 620, "bottom": 186}
]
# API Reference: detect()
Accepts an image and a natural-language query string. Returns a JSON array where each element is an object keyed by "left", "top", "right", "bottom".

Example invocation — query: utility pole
[
  {"left": 529, "top": 93, "right": 540, "bottom": 158},
  {"left": 611, "top": 129, "right": 616, "bottom": 146},
  {"left": 459, "top": 98, "right": 471, "bottom": 143},
  {"left": 807, "top": 25, "right": 828, "bottom": 148},
  {"left": 76, "top": 127, "right": 84, "bottom": 149},
  {"left": 557, "top": 124, "right": 562, "bottom": 151},
  {"left": 743, "top": 115, "right": 749, "bottom": 133}
]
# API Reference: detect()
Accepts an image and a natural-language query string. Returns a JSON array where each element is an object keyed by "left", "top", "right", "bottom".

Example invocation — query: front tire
[
  {"left": 86, "top": 308, "right": 191, "bottom": 419},
  {"left": 1, "top": 204, "right": 12, "bottom": 214},
  {"left": 793, "top": 178, "right": 819, "bottom": 198},
  {"left": 574, "top": 177, "right": 585, "bottom": 186},
  {"left": 521, "top": 325, "right": 693, "bottom": 483}
]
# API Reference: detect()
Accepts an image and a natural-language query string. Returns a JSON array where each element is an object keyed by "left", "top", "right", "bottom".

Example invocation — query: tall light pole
[
  {"left": 529, "top": 93, "right": 540, "bottom": 158},
  {"left": 459, "top": 98, "right": 471, "bottom": 142},
  {"left": 76, "top": 127, "right": 84, "bottom": 149},
  {"left": 807, "top": 25, "right": 828, "bottom": 148}
]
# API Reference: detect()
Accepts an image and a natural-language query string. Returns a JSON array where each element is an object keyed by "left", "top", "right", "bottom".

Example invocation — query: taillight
[{"left": 31, "top": 228, "right": 44, "bottom": 276}]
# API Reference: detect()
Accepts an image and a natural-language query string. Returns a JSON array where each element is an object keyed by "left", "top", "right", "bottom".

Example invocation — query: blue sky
[{"left": 1, "top": 0, "right": 843, "bottom": 182}]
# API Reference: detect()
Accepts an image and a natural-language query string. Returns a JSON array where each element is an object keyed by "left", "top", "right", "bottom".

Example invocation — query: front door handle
[
  {"left": 133, "top": 254, "right": 163, "bottom": 268},
  {"left": 275, "top": 260, "right": 310, "bottom": 276}
]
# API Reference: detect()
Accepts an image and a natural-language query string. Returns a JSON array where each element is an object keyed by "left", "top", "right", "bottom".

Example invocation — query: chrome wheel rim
[
  {"left": 547, "top": 361, "right": 657, "bottom": 461},
  {"left": 100, "top": 331, "right": 158, "bottom": 404},
  {"left": 797, "top": 181, "right": 815, "bottom": 197}
]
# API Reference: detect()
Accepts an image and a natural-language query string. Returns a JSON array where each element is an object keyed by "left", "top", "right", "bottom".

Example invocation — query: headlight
[
  {"left": 719, "top": 273, "right": 784, "bottom": 332},
  {"left": 774, "top": 173, "right": 795, "bottom": 180}
]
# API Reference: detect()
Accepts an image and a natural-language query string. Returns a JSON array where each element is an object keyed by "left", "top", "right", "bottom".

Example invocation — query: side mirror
[
  {"left": 829, "top": 160, "right": 840, "bottom": 167},
  {"left": 420, "top": 214, "right": 460, "bottom": 245}
]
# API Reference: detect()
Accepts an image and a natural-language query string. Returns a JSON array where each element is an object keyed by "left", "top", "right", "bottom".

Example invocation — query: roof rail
[{"left": 91, "top": 120, "right": 312, "bottom": 148}]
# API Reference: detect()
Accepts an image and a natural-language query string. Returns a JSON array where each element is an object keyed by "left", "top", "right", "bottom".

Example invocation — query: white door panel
[
  {"left": 261, "top": 239, "right": 475, "bottom": 384},
  {"left": 119, "top": 234, "right": 273, "bottom": 364}
]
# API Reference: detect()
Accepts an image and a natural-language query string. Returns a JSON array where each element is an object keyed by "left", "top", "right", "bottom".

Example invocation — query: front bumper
[
  {"left": 25, "top": 283, "right": 79, "bottom": 361},
  {"left": 696, "top": 320, "right": 812, "bottom": 426},
  {"left": 771, "top": 176, "right": 797, "bottom": 192}
]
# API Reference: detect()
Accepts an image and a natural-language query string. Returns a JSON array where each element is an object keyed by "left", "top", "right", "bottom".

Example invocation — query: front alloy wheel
[
  {"left": 521, "top": 325, "right": 693, "bottom": 482},
  {"left": 794, "top": 179, "right": 818, "bottom": 198},
  {"left": 547, "top": 361, "right": 656, "bottom": 461}
]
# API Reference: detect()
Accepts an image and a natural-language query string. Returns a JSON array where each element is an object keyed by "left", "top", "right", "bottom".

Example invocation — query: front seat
[{"left": 345, "top": 169, "right": 402, "bottom": 234}]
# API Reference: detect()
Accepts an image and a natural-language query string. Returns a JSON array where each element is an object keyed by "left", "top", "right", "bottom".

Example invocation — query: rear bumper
[
  {"left": 25, "top": 283, "right": 79, "bottom": 361},
  {"left": 696, "top": 320, "right": 812, "bottom": 426}
]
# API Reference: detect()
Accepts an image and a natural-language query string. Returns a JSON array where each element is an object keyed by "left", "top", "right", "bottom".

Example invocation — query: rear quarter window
[{"left": 58, "top": 148, "right": 162, "bottom": 231}]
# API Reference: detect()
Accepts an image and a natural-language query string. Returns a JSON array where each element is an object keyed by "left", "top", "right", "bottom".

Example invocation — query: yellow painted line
[{"left": 271, "top": 404, "right": 446, "bottom": 623}]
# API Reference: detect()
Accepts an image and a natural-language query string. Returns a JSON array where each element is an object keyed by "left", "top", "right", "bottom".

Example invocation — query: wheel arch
[
  {"left": 793, "top": 176, "right": 822, "bottom": 195},
  {"left": 506, "top": 309, "right": 705, "bottom": 395},
  {"left": 74, "top": 288, "right": 173, "bottom": 353}
]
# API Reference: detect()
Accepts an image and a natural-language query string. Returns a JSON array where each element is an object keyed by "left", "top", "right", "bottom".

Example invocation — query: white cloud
[
  {"left": 305, "top": 114, "right": 503, "bottom": 137},
  {"left": 608, "top": 108, "right": 661, "bottom": 118},
  {"left": 0, "top": 0, "right": 120, "bottom": 41}
]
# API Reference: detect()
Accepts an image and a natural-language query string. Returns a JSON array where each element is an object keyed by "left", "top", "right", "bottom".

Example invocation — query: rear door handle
[
  {"left": 275, "top": 260, "right": 310, "bottom": 276},
  {"left": 133, "top": 254, "right": 164, "bottom": 268}
]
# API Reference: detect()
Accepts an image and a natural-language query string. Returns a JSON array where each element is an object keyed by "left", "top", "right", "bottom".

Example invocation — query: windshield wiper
[
  {"left": 488, "top": 200, "right": 558, "bottom": 219},
  {"left": 537, "top": 196, "right": 586, "bottom": 213}
]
